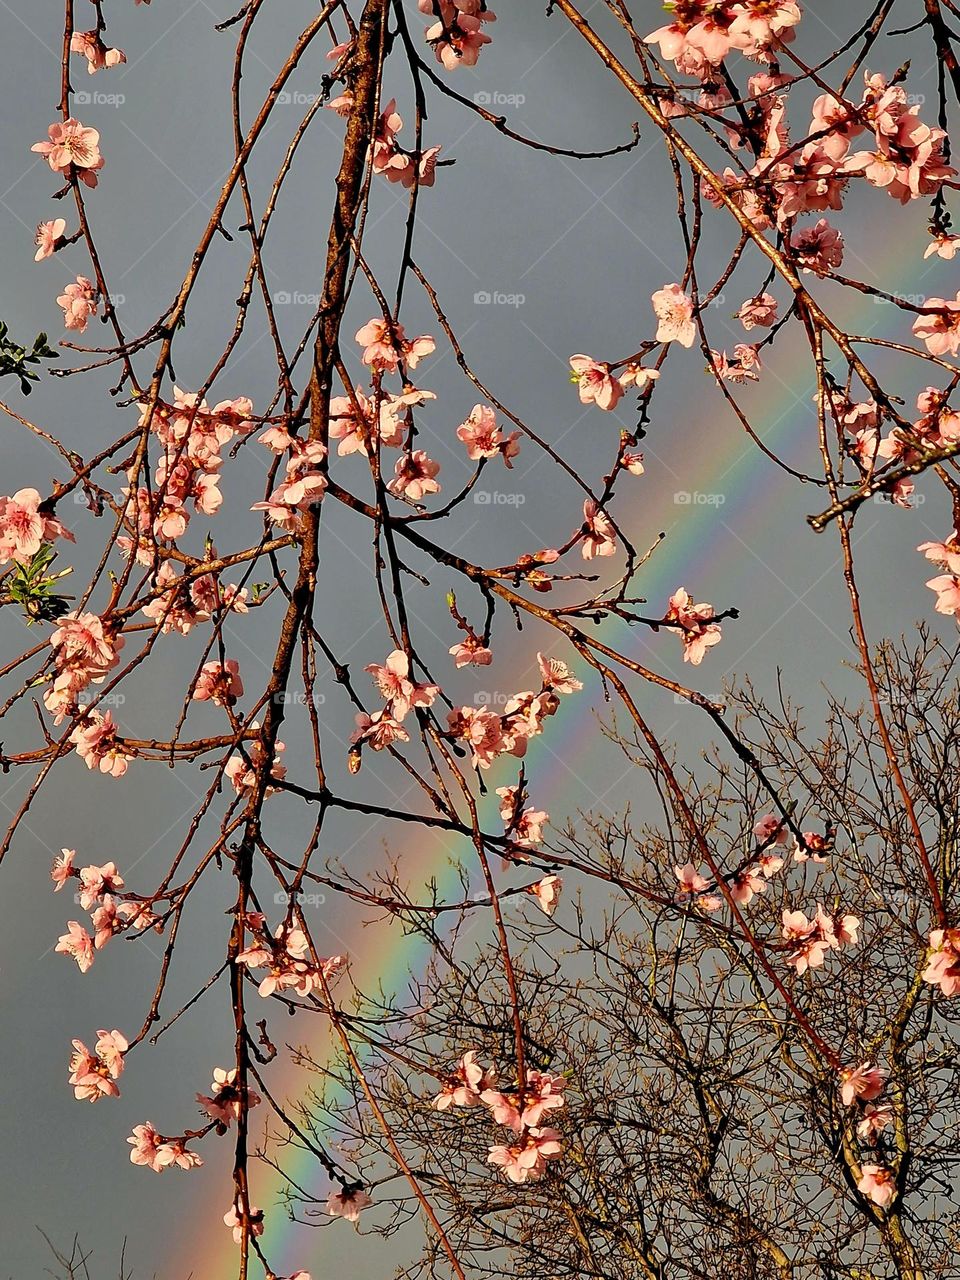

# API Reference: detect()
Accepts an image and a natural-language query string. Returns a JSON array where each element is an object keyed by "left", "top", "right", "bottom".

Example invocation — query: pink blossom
[
  {"left": 70, "top": 30, "right": 125, "bottom": 73},
  {"left": 675, "top": 862, "right": 710, "bottom": 895},
  {"left": 326, "top": 1187, "right": 373, "bottom": 1222},
  {"left": 365, "top": 649, "right": 438, "bottom": 721},
  {"left": 355, "top": 317, "right": 435, "bottom": 372},
  {"left": 645, "top": 13, "right": 734, "bottom": 69},
  {"left": 537, "top": 653, "right": 582, "bottom": 694},
  {"left": 387, "top": 450, "right": 441, "bottom": 501},
  {"left": 56, "top": 921, "right": 95, "bottom": 973},
  {"left": 434, "top": 1049, "right": 495, "bottom": 1109},
  {"left": 924, "top": 234, "right": 960, "bottom": 259},
  {"left": 351, "top": 708, "right": 410, "bottom": 753},
  {"left": 839, "top": 1062, "right": 886, "bottom": 1107},
  {"left": 192, "top": 659, "right": 243, "bottom": 707},
  {"left": 737, "top": 293, "right": 779, "bottom": 330},
  {"left": 68, "top": 1035, "right": 125, "bottom": 1101},
  {"left": 728, "top": 2, "right": 801, "bottom": 54},
  {"left": 91, "top": 895, "right": 120, "bottom": 949},
  {"left": 520, "top": 1071, "right": 567, "bottom": 1127},
  {"left": 922, "top": 927, "right": 960, "bottom": 996},
  {"left": 754, "top": 813, "right": 788, "bottom": 847},
  {"left": 32, "top": 118, "right": 104, "bottom": 185},
  {"left": 781, "top": 908, "right": 834, "bottom": 973},
  {"left": 34, "top": 218, "right": 66, "bottom": 260},
  {"left": 858, "top": 1164, "right": 896, "bottom": 1208},
  {"left": 664, "top": 587, "right": 722, "bottom": 665},
  {"left": 926, "top": 574, "right": 960, "bottom": 618},
  {"left": 857, "top": 1104, "right": 894, "bottom": 1142},
  {"left": 224, "top": 725, "right": 286, "bottom": 796},
  {"left": 70, "top": 710, "right": 130, "bottom": 777},
  {"left": 78, "top": 861, "right": 124, "bottom": 910},
  {"left": 619, "top": 364, "right": 660, "bottom": 393},
  {"left": 457, "top": 403, "right": 520, "bottom": 464},
  {"left": 197, "top": 1066, "right": 261, "bottom": 1126},
  {"left": 487, "top": 1128, "right": 563, "bottom": 1183},
  {"left": 426, "top": 12, "right": 493, "bottom": 71},
  {"left": 652, "top": 284, "right": 696, "bottom": 347},
  {"left": 449, "top": 635, "right": 493, "bottom": 667},
  {"left": 57, "top": 276, "right": 98, "bottom": 332},
  {"left": 127, "top": 1122, "right": 176, "bottom": 1171},
  {"left": 51, "top": 847, "right": 76, "bottom": 891},
  {"left": 790, "top": 218, "right": 844, "bottom": 275},
  {"left": 568, "top": 356, "right": 625, "bottom": 411},
  {"left": 581, "top": 499, "right": 617, "bottom": 560},
  {"left": 0, "top": 487, "right": 73, "bottom": 566},
  {"left": 223, "top": 1203, "right": 265, "bottom": 1244},
  {"left": 913, "top": 294, "right": 960, "bottom": 357},
  {"left": 496, "top": 787, "right": 549, "bottom": 848},
  {"left": 529, "top": 874, "right": 562, "bottom": 916},
  {"left": 163, "top": 1139, "right": 204, "bottom": 1171},
  {"left": 731, "top": 865, "right": 766, "bottom": 905}
]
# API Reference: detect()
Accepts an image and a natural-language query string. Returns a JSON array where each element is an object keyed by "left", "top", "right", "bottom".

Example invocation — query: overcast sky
[{"left": 0, "top": 2, "right": 952, "bottom": 1276}]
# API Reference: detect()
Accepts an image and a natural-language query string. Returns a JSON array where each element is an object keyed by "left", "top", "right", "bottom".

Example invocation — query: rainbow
[{"left": 180, "top": 221, "right": 936, "bottom": 1277}]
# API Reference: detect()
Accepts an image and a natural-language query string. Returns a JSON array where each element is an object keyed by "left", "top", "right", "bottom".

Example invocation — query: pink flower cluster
[
  {"left": 57, "top": 275, "right": 98, "bottom": 332},
  {"left": 420, "top": 0, "right": 494, "bottom": 71},
  {"left": 570, "top": 355, "right": 660, "bottom": 414},
  {"left": 45, "top": 610, "right": 124, "bottom": 724},
  {"left": 197, "top": 1066, "right": 262, "bottom": 1128},
  {"left": 698, "top": 70, "right": 952, "bottom": 245},
  {"left": 128, "top": 1122, "right": 203, "bottom": 1172},
  {"left": 646, "top": 2, "right": 801, "bottom": 79},
  {"left": 369, "top": 98, "right": 441, "bottom": 188},
  {"left": 447, "top": 656, "right": 580, "bottom": 771},
  {"left": 0, "top": 486, "right": 73, "bottom": 565},
  {"left": 365, "top": 649, "right": 439, "bottom": 721},
  {"left": 433, "top": 1050, "right": 566, "bottom": 1183},
  {"left": 236, "top": 914, "right": 345, "bottom": 998},
  {"left": 252, "top": 436, "right": 327, "bottom": 529},
  {"left": 192, "top": 659, "right": 243, "bottom": 708},
  {"left": 70, "top": 30, "right": 125, "bottom": 73},
  {"left": 328, "top": 385, "right": 436, "bottom": 456},
  {"left": 664, "top": 587, "right": 723, "bottom": 664},
  {"left": 780, "top": 903, "right": 860, "bottom": 974},
  {"left": 54, "top": 854, "right": 157, "bottom": 971},
  {"left": 68, "top": 1028, "right": 127, "bottom": 1101},
  {"left": 224, "top": 723, "right": 287, "bottom": 796},
  {"left": 126, "top": 388, "right": 254, "bottom": 551},
  {"left": 496, "top": 784, "right": 549, "bottom": 850},
  {"left": 456, "top": 403, "right": 520, "bottom": 467},
  {"left": 142, "top": 560, "right": 249, "bottom": 635}
]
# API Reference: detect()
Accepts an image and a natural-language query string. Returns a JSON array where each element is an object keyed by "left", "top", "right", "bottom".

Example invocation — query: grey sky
[{"left": 0, "top": 2, "right": 952, "bottom": 1276}]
